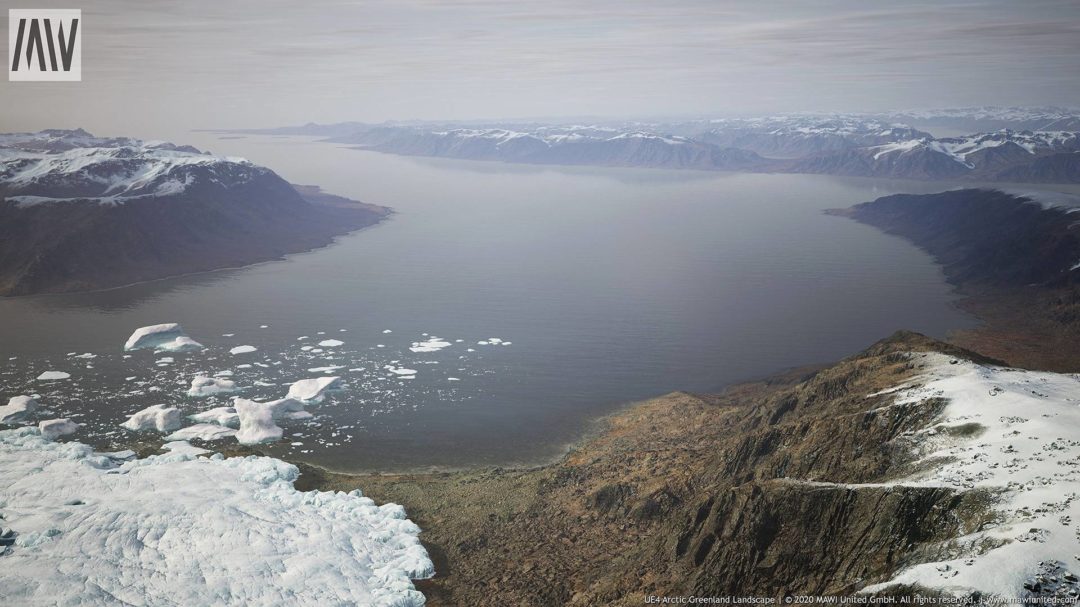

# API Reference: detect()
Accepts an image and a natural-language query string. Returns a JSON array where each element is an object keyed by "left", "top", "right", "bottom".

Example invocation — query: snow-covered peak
[
  {"left": 0, "top": 130, "right": 268, "bottom": 205},
  {"left": 868, "top": 129, "right": 1080, "bottom": 167}
]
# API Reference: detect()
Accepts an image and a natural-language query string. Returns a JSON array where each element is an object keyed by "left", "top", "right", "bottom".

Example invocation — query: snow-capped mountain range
[
  {"left": 793, "top": 129, "right": 1080, "bottom": 181},
  {"left": 237, "top": 109, "right": 1080, "bottom": 182},
  {"left": 875, "top": 106, "right": 1080, "bottom": 133},
  {"left": 0, "top": 129, "right": 270, "bottom": 204},
  {"left": 328, "top": 125, "right": 767, "bottom": 171}
]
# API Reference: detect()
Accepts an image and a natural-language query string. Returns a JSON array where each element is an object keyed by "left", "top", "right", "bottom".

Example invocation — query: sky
[{"left": 2, "top": 0, "right": 1079, "bottom": 140}]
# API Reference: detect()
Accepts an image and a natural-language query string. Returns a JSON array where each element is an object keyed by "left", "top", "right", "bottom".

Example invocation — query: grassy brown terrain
[
  {"left": 296, "top": 332, "right": 999, "bottom": 606},
  {"left": 949, "top": 285, "right": 1080, "bottom": 372}
]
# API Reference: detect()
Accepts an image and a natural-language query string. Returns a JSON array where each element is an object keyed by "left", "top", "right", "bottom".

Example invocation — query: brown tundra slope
[{"left": 299, "top": 331, "right": 1000, "bottom": 606}]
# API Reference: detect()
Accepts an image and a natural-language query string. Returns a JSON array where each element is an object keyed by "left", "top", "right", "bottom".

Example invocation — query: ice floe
[
  {"left": 189, "top": 406, "right": 240, "bottom": 428},
  {"left": 0, "top": 396, "right": 38, "bottom": 424},
  {"left": 409, "top": 337, "right": 452, "bottom": 353},
  {"left": 165, "top": 423, "right": 237, "bottom": 442},
  {"left": 38, "top": 418, "right": 79, "bottom": 440},
  {"left": 318, "top": 339, "right": 344, "bottom": 347},
  {"left": 0, "top": 427, "right": 432, "bottom": 605},
  {"left": 286, "top": 376, "right": 343, "bottom": 403},
  {"left": 234, "top": 398, "right": 284, "bottom": 444},
  {"left": 229, "top": 345, "right": 258, "bottom": 355},
  {"left": 124, "top": 323, "right": 204, "bottom": 353},
  {"left": 120, "top": 404, "right": 182, "bottom": 433},
  {"left": 186, "top": 375, "right": 240, "bottom": 398},
  {"left": 162, "top": 440, "right": 211, "bottom": 456},
  {"left": 35, "top": 371, "right": 70, "bottom": 381}
]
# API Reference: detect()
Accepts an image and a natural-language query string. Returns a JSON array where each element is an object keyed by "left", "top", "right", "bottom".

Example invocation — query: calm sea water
[{"left": 0, "top": 135, "right": 1013, "bottom": 471}]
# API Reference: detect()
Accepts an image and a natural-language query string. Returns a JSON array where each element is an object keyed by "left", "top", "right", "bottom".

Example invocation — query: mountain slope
[
  {"left": 309, "top": 332, "right": 1050, "bottom": 605},
  {"left": 0, "top": 130, "right": 389, "bottom": 295}
]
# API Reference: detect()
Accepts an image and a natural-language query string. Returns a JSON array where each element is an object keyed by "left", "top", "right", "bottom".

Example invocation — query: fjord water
[{"left": 0, "top": 136, "right": 982, "bottom": 471}]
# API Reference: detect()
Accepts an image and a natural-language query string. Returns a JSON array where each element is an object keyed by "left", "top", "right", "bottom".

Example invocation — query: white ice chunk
[
  {"left": 124, "top": 323, "right": 203, "bottom": 352},
  {"left": 318, "top": 339, "right": 344, "bottom": 347},
  {"left": 234, "top": 398, "right": 284, "bottom": 444},
  {"left": 38, "top": 418, "right": 79, "bottom": 440},
  {"left": 120, "top": 404, "right": 181, "bottom": 433},
  {"left": 409, "top": 337, "right": 452, "bottom": 353},
  {"left": 35, "top": 371, "right": 70, "bottom": 381},
  {"left": 165, "top": 424, "right": 237, "bottom": 442},
  {"left": 286, "top": 377, "right": 343, "bottom": 403},
  {"left": 155, "top": 336, "right": 204, "bottom": 353},
  {"left": 230, "top": 345, "right": 258, "bottom": 355},
  {"left": 186, "top": 375, "right": 240, "bottom": 398},
  {"left": 189, "top": 406, "right": 239, "bottom": 428},
  {"left": 0, "top": 396, "right": 38, "bottom": 424},
  {"left": 162, "top": 440, "right": 211, "bottom": 456}
]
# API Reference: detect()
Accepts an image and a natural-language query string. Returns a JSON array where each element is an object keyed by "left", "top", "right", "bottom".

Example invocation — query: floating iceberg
[
  {"left": 189, "top": 406, "right": 240, "bottom": 428},
  {"left": 0, "top": 427, "right": 432, "bottom": 606},
  {"left": 409, "top": 337, "right": 452, "bottom": 353},
  {"left": 120, "top": 404, "right": 182, "bottom": 433},
  {"left": 286, "top": 376, "right": 343, "bottom": 403},
  {"left": 156, "top": 336, "right": 204, "bottom": 353},
  {"left": 0, "top": 396, "right": 38, "bottom": 424},
  {"left": 186, "top": 375, "right": 240, "bottom": 398},
  {"left": 318, "top": 339, "right": 344, "bottom": 347},
  {"left": 161, "top": 440, "right": 211, "bottom": 456},
  {"left": 35, "top": 371, "right": 70, "bottom": 381},
  {"left": 38, "top": 418, "right": 79, "bottom": 440},
  {"left": 165, "top": 424, "right": 237, "bottom": 442},
  {"left": 124, "top": 323, "right": 204, "bottom": 353},
  {"left": 230, "top": 345, "right": 258, "bottom": 355},
  {"left": 234, "top": 398, "right": 284, "bottom": 444}
]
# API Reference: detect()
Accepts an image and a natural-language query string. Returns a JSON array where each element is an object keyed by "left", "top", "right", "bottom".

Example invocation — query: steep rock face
[
  {"left": 680, "top": 482, "right": 987, "bottom": 597},
  {"left": 0, "top": 131, "right": 389, "bottom": 295}
]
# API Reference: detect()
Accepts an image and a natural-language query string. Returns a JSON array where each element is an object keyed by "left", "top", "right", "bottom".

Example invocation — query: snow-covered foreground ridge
[
  {"left": 0, "top": 129, "right": 270, "bottom": 205},
  {"left": 0, "top": 427, "right": 434, "bottom": 606},
  {"left": 863, "top": 353, "right": 1080, "bottom": 599}
]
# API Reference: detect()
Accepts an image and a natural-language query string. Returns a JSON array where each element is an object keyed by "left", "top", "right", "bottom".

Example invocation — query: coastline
[{"left": 0, "top": 184, "right": 391, "bottom": 297}]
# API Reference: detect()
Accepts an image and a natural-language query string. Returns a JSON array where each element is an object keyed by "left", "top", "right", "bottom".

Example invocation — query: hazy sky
[{"left": 2, "top": 0, "right": 1079, "bottom": 140}]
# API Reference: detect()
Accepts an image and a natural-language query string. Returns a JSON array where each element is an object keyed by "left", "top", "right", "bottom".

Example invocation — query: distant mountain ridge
[{"left": 222, "top": 108, "right": 1080, "bottom": 183}]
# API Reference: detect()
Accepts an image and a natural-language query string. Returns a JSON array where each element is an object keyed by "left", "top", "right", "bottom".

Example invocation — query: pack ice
[{"left": 0, "top": 427, "right": 433, "bottom": 606}]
